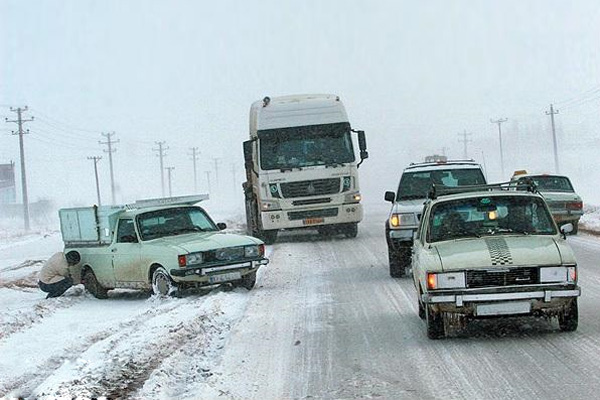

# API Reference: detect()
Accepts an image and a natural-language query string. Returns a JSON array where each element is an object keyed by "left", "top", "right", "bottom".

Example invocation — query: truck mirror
[
  {"left": 384, "top": 191, "right": 396, "bottom": 202},
  {"left": 357, "top": 130, "right": 367, "bottom": 151},
  {"left": 360, "top": 150, "right": 369, "bottom": 160},
  {"left": 243, "top": 140, "right": 253, "bottom": 164}
]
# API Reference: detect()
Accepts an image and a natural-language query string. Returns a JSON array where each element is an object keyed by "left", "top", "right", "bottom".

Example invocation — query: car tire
[
  {"left": 241, "top": 271, "right": 258, "bottom": 290},
  {"left": 389, "top": 245, "right": 411, "bottom": 278},
  {"left": 152, "top": 267, "right": 179, "bottom": 297},
  {"left": 558, "top": 299, "right": 578, "bottom": 332},
  {"left": 83, "top": 269, "right": 109, "bottom": 299},
  {"left": 261, "top": 229, "right": 277, "bottom": 245},
  {"left": 418, "top": 287, "right": 426, "bottom": 320},
  {"left": 426, "top": 304, "right": 445, "bottom": 339}
]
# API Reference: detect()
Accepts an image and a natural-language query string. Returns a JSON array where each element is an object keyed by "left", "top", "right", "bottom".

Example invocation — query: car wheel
[
  {"left": 558, "top": 299, "right": 578, "bottom": 332},
  {"left": 426, "top": 304, "right": 445, "bottom": 339},
  {"left": 418, "top": 287, "right": 426, "bottom": 320},
  {"left": 389, "top": 245, "right": 411, "bottom": 278},
  {"left": 83, "top": 269, "right": 109, "bottom": 299},
  {"left": 261, "top": 229, "right": 277, "bottom": 245},
  {"left": 152, "top": 267, "right": 179, "bottom": 297}
]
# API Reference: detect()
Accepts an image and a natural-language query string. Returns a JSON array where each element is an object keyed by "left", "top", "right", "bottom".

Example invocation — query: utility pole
[
  {"left": 212, "top": 157, "right": 221, "bottom": 188},
  {"left": 99, "top": 132, "right": 119, "bottom": 204},
  {"left": 205, "top": 170, "right": 212, "bottom": 194},
  {"left": 457, "top": 130, "right": 472, "bottom": 159},
  {"left": 189, "top": 147, "right": 200, "bottom": 192},
  {"left": 165, "top": 166, "right": 175, "bottom": 197},
  {"left": 5, "top": 106, "right": 33, "bottom": 230},
  {"left": 87, "top": 156, "right": 102, "bottom": 206},
  {"left": 490, "top": 118, "right": 508, "bottom": 178},
  {"left": 153, "top": 141, "right": 168, "bottom": 197},
  {"left": 545, "top": 104, "right": 560, "bottom": 174}
]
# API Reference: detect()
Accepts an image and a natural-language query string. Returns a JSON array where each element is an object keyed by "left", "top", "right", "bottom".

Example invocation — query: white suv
[{"left": 384, "top": 160, "right": 486, "bottom": 277}]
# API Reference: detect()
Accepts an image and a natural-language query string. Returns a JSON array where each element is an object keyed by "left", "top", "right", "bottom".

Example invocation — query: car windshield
[
  {"left": 428, "top": 195, "right": 557, "bottom": 242},
  {"left": 258, "top": 122, "right": 355, "bottom": 170},
  {"left": 520, "top": 176, "right": 575, "bottom": 192},
  {"left": 397, "top": 168, "right": 486, "bottom": 200},
  {"left": 137, "top": 206, "right": 218, "bottom": 240}
]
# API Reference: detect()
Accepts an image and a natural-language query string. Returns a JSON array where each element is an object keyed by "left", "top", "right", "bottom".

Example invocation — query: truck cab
[{"left": 243, "top": 94, "right": 368, "bottom": 244}]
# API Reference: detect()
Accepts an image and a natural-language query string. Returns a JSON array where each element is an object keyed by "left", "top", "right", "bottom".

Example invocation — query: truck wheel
[
  {"left": 343, "top": 223, "right": 358, "bottom": 238},
  {"left": 83, "top": 270, "right": 109, "bottom": 299},
  {"left": 152, "top": 267, "right": 179, "bottom": 297},
  {"left": 261, "top": 229, "right": 277, "bottom": 245},
  {"left": 426, "top": 304, "right": 445, "bottom": 339},
  {"left": 558, "top": 299, "right": 578, "bottom": 332}
]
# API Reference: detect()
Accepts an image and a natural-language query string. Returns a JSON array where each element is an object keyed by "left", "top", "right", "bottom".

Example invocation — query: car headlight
[
  {"left": 245, "top": 245, "right": 260, "bottom": 257},
  {"left": 389, "top": 213, "right": 417, "bottom": 228},
  {"left": 344, "top": 192, "right": 361, "bottom": 203},
  {"left": 178, "top": 252, "right": 203, "bottom": 267},
  {"left": 540, "top": 266, "right": 576, "bottom": 283},
  {"left": 427, "top": 272, "right": 466, "bottom": 290},
  {"left": 261, "top": 200, "right": 281, "bottom": 211},
  {"left": 342, "top": 176, "right": 352, "bottom": 192}
]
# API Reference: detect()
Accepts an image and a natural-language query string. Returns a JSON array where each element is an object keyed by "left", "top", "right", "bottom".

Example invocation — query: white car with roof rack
[
  {"left": 384, "top": 159, "right": 487, "bottom": 277},
  {"left": 511, "top": 170, "right": 583, "bottom": 234},
  {"left": 59, "top": 194, "right": 269, "bottom": 298},
  {"left": 411, "top": 182, "right": 580, "bottom": 339}
]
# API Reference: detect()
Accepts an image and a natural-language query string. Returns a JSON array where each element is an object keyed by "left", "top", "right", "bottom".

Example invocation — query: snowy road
[{"left": 2, "top": 206, "right": 600, "bottom": 399}]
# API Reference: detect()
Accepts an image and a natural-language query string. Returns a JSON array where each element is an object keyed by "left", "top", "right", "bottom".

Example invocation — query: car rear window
[{"left": 397, "top": 168, "right": 486, "bottom": 200}]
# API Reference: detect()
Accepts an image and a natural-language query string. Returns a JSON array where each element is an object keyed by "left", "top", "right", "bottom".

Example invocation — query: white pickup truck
[{"left": 59, "top": 195, "right": 268, "bottom": 298}]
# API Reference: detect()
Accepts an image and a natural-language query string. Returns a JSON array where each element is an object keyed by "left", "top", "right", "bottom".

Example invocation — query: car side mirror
[
  {"left": 560, "top": 223, "right": 573, "bottom": 237},
  {"left": 384, "top": 191, "right": 396, "bottom": 203},
  {"left": 217, "top": 222, "right": 227, "bottom": 230}
]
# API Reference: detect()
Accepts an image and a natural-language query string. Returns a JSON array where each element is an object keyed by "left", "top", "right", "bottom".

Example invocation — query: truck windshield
[
  {"left": 428, "top": 195, "right": 556, "bottom": 243},
  {"left": 397, "top": 168, "right": 486, "bottom": 201},
  {"left": 258, "top": 122, "right": 355, "bottom": 170},
  {"left": 137, "top": 207, "right": 218, "bottom": 241}
]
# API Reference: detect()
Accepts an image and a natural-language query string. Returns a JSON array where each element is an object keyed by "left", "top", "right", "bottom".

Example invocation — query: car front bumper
[{"left": 170, "top": 257, "right": 269, "bottom": 283}]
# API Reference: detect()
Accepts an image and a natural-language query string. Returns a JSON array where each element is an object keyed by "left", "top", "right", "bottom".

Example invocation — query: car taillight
[
  {"left": 427, "top": 273, "right": 437, "bottom": 290},
  {"left": 178, "top": 255, "right": 187, "bottom": 267},
  {"left": 567, "top": 201, "right": 583, "bottom": 210}
]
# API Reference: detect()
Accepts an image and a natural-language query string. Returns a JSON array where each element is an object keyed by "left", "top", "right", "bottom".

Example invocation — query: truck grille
[
  {"left": 466, "top": 267, "right": 539, "bottom": 288},
  {"left": 288, "top": 208, "right": 339, "bottom": 221},
  {"left": 280, "top": 178, "right": 340, "bottom": 198}
]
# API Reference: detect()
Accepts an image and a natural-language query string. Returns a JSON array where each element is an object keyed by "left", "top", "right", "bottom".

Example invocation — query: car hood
[
  {"left": 433, "top": 235, "right": 572, "bottom": 271},
  {"left": 148, "top": 232, "right": 261, "bottom": 253},
  {"left": 391, "top": 199, "right": 426, "bottom": 214}
]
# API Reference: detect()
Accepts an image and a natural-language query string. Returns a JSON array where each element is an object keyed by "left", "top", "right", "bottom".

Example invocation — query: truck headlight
[
  {"left": 390, "top": 213, "right": 417, "bottom": 228},
  {"left": 269, "top": 183, "right": 281, "bottom": 198},
  {"left": 261, "top": 200, "right": 281, "bottom": 211},
  {"left": 426, "top": 272, "right": 466, "bottom": 290},
  {"left": 540, "top": 266, "right": 576, "bottom": 283},
  {"left": 344, "top": 192, "right": 361, "bottom": 203},
  {"left": 342, "top": 176, "right": 352, "bottom": 192},
  {"left": 178, "top": 252, "right": 203, "bottom": 267}
]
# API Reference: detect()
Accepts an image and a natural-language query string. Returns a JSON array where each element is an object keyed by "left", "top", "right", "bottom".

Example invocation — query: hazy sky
[{"left": 1, "top": 0, "right": 599, "bottom": 212}]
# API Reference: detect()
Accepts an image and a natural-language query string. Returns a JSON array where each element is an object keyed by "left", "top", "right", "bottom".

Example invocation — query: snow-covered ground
[{"left": 1, "top": 206, "right": 599, "bottom": 399}]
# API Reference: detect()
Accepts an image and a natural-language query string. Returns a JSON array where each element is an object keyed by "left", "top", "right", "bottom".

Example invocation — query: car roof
[{"left": 120, "top": 204, "right": 206, "bottom": 218}]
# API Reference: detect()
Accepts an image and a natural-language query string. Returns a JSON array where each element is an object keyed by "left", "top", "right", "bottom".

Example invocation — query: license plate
[
  {"left": 303, "top": 217, "right": 324, "bottom": 225},
  {"left": 476, "top": 301, "right": 531, "bottom": 316},
  {"left": 208, "top": 271, "right": 241, "bottom": 283}
]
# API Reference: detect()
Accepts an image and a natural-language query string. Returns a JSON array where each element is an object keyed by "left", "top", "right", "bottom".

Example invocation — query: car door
[{"left": 110, "top": 218, "right": 144, "bottom": 287}]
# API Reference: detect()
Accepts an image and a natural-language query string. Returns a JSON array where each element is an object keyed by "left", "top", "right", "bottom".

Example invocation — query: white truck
[
  {"left": 243, "top": 94, "right": 368, "bottom": 244},
  {"left": 59, "top": 195, "right": 268, "bottom": 298}
]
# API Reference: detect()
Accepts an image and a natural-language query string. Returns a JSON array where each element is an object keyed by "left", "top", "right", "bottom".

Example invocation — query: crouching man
[{"left": 38, "top": 251, "right": 80, "bottom": 299}]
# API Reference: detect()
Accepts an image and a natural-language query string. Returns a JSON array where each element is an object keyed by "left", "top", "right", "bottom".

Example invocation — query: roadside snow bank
[{"left": 580, "top": 205, "right": 600, "bottom": 232}]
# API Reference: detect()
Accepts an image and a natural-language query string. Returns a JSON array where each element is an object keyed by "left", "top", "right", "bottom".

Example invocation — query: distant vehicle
[
  {"left": 384, "top": 159, "right": 487, "bottom": 277},
  {"left": 412, "top": 182, "right": 580, "bottom": 339},
  {"left": 59, "top": 195, "right": 268, "bottom": 298},
  {"left": 242, "top": 94, "right": 368, "bottom": 244},
  {"left": 511, "top": 170, "right": 583, "bottom": 234}
]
